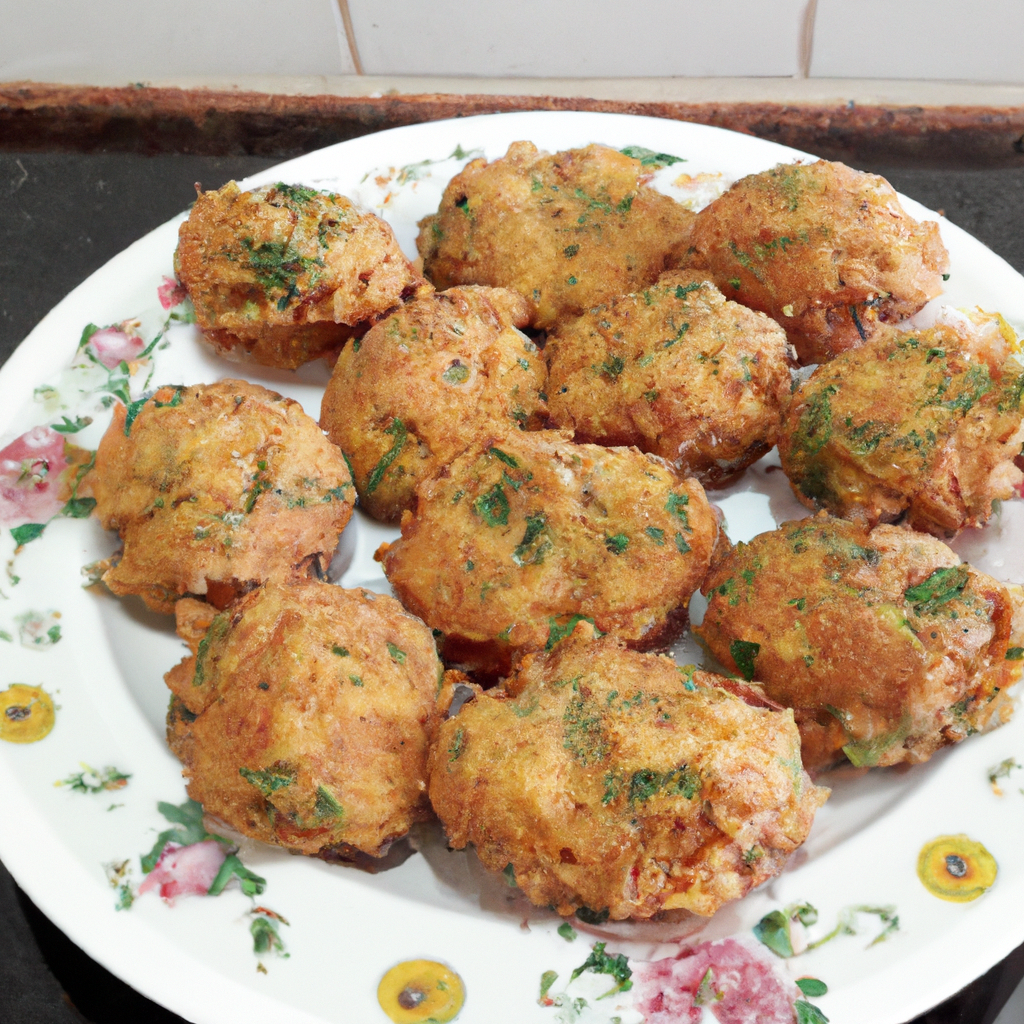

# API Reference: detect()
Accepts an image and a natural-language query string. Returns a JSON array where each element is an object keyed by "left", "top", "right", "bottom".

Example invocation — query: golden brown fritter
[
  {"left": 165, "top": 580, "right": 446, "bottom": 859},
  {"left": 84, "top": 380, "right": 353, "bottom": 613},
  {"left": 320, "top": 286, "right": 547, "bottom": 523},
  {"left": 428, "top": 633, "right": 828, "bottom": 920},
  {"left": 779, "top": 311, "right": 1024, "bottom": 537},
  {"left": 417, "top": 142, "right": 695, "bottom": 330},
  {"left": 379, "top": 430, "right": 721, "bottom": 676},
  {"left": 175, "top": 181, "right": 423, "bottom": 368},
  {"left": 546, "top": 272, "right": 793, "bottom": 486},
  {"left": 687, "top": 161, "right": 949, "bottom": 365},
  {"left": 695, "top": 514, "right": 1024, "bottom": 771}
]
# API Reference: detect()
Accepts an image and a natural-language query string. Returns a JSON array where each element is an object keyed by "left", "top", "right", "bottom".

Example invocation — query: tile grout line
[
  {"left": 334, "top": 0, "right": 364, "bottom": 76},
  {"left": 800, "top": 0, "right": 819, "bottom": 78}
]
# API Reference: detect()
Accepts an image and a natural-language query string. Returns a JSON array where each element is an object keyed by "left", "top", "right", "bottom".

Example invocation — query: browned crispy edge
[{"left": 4, "top": 82, "right": 1024, "bottom": 167}]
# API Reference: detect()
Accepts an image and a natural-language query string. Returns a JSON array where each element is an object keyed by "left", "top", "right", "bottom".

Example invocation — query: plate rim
[{"left": 1, "top": 108, "right": 1023, "bottom": 1024}]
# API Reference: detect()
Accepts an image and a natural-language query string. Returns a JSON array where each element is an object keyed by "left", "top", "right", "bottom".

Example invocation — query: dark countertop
[{"left": 1, "top": 148, "right": 1023, "bottom": 1024}]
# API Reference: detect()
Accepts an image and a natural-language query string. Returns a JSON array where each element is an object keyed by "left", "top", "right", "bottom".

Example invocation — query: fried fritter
[
  {"left": 379, "top": 430, "right": 721, "bottom": 676},
  {"left": 428, "top": 634, "right": 828, "bottom": 920},
  {"left": 695, "top": 514, "right": 1024, "bottom": 771},
  {"left": 417, "top": 142, "right": 694, "bottom": 330},
  {"left": 687, "top": 161, "right": 949, "bottom": 365},
  {"left": 546, "top": 272, "right": 793, "bottom": 485},
  {"left": 165, "top": 580, "right": 446, "bottom": 859},
  {"left": 778, "top": 310, "right": 1024, "bottom": 536},
  {"left": 175, "top": 181, "right": 423, "bottom": 368},
  {"left": 320, "top": 285, "right": 547, "bottom": 523},
  {"left": 85, "top": 380, "right": 353, "bottom": 613}
]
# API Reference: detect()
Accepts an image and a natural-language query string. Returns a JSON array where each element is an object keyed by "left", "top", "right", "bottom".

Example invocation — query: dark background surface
[{"left": 1, "top": 147, "right": 1024, "bottom": 1023}]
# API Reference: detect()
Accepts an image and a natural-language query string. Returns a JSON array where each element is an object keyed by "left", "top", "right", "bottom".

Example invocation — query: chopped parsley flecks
[
  {"left": 239, "top": 765, "right": 297, "bottom": 797},
  {"left": 122, "top": 393, "right": 153, "bottom": 436},
  {"left": 793, "top": 384, "right": 838, "bottom": 457},
  {"left": 988, "top": 758, "right": 1022, "bottom": 792},
  {"left": 842, "top": 712, "right": 912, "bottom": 767},
  {"left": 513, "top": 512, "right": 551, "bottom": 566},
  {"left": 941, "top": 362, "right": 992, "bottom": 414},
  {"left": 313, "top": 785, "right": 344, "bottom": 820},
  {"left": 192, "top": 613, "right": 230, "bottom": 688},
  {"left": 730, "top": 638, "right": 760, "bottom": 681},
  {"left": 442, "top": 361, "right": 470, "bottom": 384},
  {"left": 240, "top": 237, "right": 324, "bottom": 311},
  {"left": 600, "top": 355, "right": 625, "bottom": 379},
  {"left": 562, "top": 695, "right": 609, "bottom": 766},
  {"left": 619, "top": 145, "right": 685, "bottom": 169},
  {"left": 604, "top": 765, "right": 700, "bottom": 807},
  {"left": 448, "top": 728, "right": 465, "bottom": 761},
  {"left": 272, "top": 182, "right": 321, "bottom": 206},
  {"left": 546, "top": 614, "right": 601, "bottom": 650},
  {"left": 663, "top": 322, "right": 690, "bottom": 349},
  {"left": 474, "top": 483, "right": 510, "bottom": 527},
  {"left": 604, "top": 532, "right": 629, "bottom": 555},
  {"left": 244, "top": 460, "right": 273, "bottom": 513},
  {"left": 904, "top": 565, "right": 970, "bottom": 616},
  {"left": 488, "top": 447, "right": 519, "bottom": 468},
  {"left": 665, "top": 491, "right": 690, "bottom": 526},
  {"left": 62, "top": 496, "right": 96, "bottom": 519},
  {"left": 365, "top": 418, "right": 408, "bottom": 494}
]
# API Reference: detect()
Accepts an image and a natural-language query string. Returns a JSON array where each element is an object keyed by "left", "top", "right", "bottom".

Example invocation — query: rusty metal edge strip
[{"left": 3, "top": 82, "right": 1024, "bottom": 166}]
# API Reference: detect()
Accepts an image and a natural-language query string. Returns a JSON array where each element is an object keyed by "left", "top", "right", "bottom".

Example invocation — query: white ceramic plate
[{"left": 1, "top": 111, "right": 1023, "bottom": 1024}]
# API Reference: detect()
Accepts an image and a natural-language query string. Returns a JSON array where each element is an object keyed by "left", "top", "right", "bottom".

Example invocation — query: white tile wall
[
  {"left": 0, "top": 0, "right": 355, "bottom": 83},
  {"left": 346, "top": 0, "right": 809, "bottom": 78},
  {"left": 810, "top": 0, "right": 1024, "bottom": 83},
  {"left": 0, "top": 0, "right": 1021, "bottom": 88}
]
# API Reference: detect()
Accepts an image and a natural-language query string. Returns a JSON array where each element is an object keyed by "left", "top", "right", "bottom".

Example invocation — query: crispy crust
[
  {"left": 779, "top": 313, "right": 1024, "bottom": 536},
  {"left": 166, "top": 580, "right": 445, "bottom": 858},
  {"left": 320, "top": 285, "right": 546, "bottom": 523},
  {"left": 428, "top": 636, "right": 827, "bottom": 919},
  {"left": 417, "top": 142, "right": 694, "bottom": 330},
  {"left": 380, "top": 430, "right": 720, "bottom": 676},
  {"left": 696, "top": 514, "right": 1024, "bottom": 770},
  {"left": 546, "top": 271, "right": 794, "bottom": 485},
  {"left": 84, "top": 380, "right": 353, "bottom": 612},
  {"left": 175, "top": 181, "right": 423, "bottom": 368},
  {"left": 687, "top": 160, "right": 948, "bottom": 365}
]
